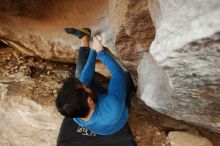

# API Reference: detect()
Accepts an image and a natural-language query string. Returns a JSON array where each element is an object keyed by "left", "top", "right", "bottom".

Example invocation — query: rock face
[
  {"left": 0, "top": 0, "right": 155, "bottom": 66},
  {"left": 138, "top": 0, "right": 220, "bottom": 133},
  {"left": 0, "top": 0, "right": 110, "bottom": 63},
  {"left": 149, "top": 0, "right": 220, "bottom": 61}
]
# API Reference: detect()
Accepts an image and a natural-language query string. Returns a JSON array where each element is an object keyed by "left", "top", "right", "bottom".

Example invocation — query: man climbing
[{"left": 56, "top": 28, "right": 136, "bottom": 146}]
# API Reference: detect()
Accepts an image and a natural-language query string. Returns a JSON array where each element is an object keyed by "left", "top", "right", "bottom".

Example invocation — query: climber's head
[{"left": 55, "top": 76, "right": 97, "bottom": 118}]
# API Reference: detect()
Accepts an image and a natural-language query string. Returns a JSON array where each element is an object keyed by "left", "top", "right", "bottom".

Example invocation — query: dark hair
[{"left": 55, "top": 76, "right": 90, "bottom": 118}]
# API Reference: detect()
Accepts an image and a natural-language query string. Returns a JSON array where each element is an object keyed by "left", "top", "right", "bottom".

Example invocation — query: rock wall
[
  {"left": 149, "top": 0, "right": 220, "bottom": 61},
  {"left": 138, "top": 0, "right": 220, "bottom": 133},
  {"left": 0, "top": 0, "right": 155, "bottom": 68},
  {"left": 0, "top": 0, "right": 110, "bottom": 62}
]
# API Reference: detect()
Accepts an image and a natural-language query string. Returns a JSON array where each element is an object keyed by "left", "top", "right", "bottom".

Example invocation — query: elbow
[{"left": 113, "top": 70, "right": 126, "bottom": 80}]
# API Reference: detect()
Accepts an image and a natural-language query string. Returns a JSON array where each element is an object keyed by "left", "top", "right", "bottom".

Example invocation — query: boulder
[
  {"left": 137, "top": 53, "right": 172, "bottom": 109},
  {"left": 149, "top": 0, "right": 220, "bottom": 61},
  {"left": 138, "top": 0, "right": 220, "bottom": 133}
]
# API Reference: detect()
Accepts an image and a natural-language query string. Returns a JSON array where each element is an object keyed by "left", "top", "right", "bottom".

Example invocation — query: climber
[{"left": 56, "top": 28, "right": 136, "bottom": 146}]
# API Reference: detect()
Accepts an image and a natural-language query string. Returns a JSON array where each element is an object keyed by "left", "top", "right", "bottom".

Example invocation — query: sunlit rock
[{"left": 138, "top": 0, "right": 220, "bottom": 133}]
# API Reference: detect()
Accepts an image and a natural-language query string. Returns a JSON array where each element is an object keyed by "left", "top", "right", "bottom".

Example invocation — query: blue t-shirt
[{"left": 74, "top": 49, "right": 128, "bottom": 135}]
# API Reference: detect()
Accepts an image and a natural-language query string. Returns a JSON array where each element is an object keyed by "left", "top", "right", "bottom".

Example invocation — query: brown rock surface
[
  {"left": 114, "top": 0, "right": 155, "bottom": 64},
  {"left": 0, "top": 0, "right": 155, "bottom": 68},
  {"left": 0, "top": 0, "right": 110, "bottom": 62}
]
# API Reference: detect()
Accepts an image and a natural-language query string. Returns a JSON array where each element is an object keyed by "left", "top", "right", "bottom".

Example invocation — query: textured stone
[
  {"left": 168, "top": 131, "right": 213, "bottom": 146},
  {"left": 149, "top": 0, "right": 220, "bottom": 61},
  {"left": 0, "top": 0, "right": 110, "bottom": 62},
  {"left": 114, "top": 0, "right": 155, "bottom": 64},
  {"left": 0, "top": 0, "right": 155, "bottom": 68},
  {"left": 138, "top": 0, "right": 220, "bottom": 133},
  {"left": 0, "top": 47, "right": 69, "bottom": 145},
  {"left": 0, "top": 82, "right": 63, "bottom": 146},
  {"left": 137, "top": 53, "right": 172, "bottom": 109}
]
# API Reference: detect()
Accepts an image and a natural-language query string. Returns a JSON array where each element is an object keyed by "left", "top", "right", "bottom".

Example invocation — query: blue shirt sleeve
[
  {"left": 80, "top": 49, "right": 97, "bottom": 86},
  {"left": 97, "top": 50, "right": 126, "bottom": 102}
]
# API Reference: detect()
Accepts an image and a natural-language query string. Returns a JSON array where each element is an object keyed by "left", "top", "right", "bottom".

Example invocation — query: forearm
[
  {"left": 97, "top": 50, "right": 126, "bottom": 97},
  {"left": 80, "top": 49, "right": 97, "bottom": 86},
  {"left": 97, "top": 50, "right": 124, "bottom": 76}
]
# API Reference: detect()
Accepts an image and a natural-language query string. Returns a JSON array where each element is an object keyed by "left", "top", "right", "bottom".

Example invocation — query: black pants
[
  {"left": 57, "top": 47, "right": 136, "bottom": 146},
  {"left": 57, "top": 118, "right": 136, "bottom": 146}
]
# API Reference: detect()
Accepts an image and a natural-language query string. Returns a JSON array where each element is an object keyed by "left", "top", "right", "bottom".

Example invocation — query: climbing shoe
[{"left": 64, "top": 28, "right": 91, "bottom": 39}]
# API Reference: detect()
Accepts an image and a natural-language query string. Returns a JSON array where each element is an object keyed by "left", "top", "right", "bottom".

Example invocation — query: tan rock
[
  {"left": 52, "top": 89, "right": 57, "bottom": 94},
  {"left": 168, "top": 131, "right": 213, "bottom": 146},
  {"left": 0, "top": 0, "right": 155, "bottom": 72},
  {"left": 0, "top": 0, "right": 110, "bottom": 62}
]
